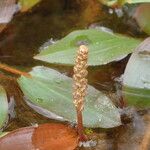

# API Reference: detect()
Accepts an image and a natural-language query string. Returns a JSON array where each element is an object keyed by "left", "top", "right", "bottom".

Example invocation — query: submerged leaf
[
  {"left": 0, "top": 123, "right": 78, "bottom": 150},
  {"left": 0, "top": 86, "right": 8, "bottom": 129},
  {"left": 18, "top": 66, "right": 121, "bottom": 128},
  {"left": 123, "top": 38, "right": 150, "bottom": 107},
  {"left": 34, "top": 29, "right": 140, "bottom": 66}
]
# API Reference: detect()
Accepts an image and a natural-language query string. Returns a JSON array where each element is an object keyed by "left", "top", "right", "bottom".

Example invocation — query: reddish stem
[
  {"left": 0, "top": 63, "right": 31, "bottom": 78},
  {"left": 76, "top": 108, "right": 87, "bottom": 141}
]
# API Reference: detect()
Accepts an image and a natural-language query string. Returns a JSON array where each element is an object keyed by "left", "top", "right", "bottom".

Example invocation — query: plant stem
[
  {"left": 76, "top": 108, "right": 87, "bottom": 141},
  {"left": 0, "top": 63, "right": 31, "bottom": 78}
]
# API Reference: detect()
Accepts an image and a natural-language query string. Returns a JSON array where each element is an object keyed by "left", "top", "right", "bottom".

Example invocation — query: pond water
[{"left": 0, "top": 0, "right": 149, "bottom": 150}]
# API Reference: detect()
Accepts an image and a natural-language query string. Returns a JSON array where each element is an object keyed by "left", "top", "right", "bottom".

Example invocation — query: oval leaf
[
  {"left": 0, "top": 123, "right": 78, "bottom": 150},
  {"left": 0, "top": 86, "right": 8, "bottom": 129},
  {"left": 34, "top": 29, "right": 141, "bottom": 66},
  {"left": 18, "top": 66, "right": 121, "bottom": 128},
  {"left": 123, "top": 38, "right": 150, "bottom": 107}
]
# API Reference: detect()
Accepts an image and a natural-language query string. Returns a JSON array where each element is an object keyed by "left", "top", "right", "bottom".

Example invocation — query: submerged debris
[{"left": 79, "top": 140, "right": 97, "bottom": 147}]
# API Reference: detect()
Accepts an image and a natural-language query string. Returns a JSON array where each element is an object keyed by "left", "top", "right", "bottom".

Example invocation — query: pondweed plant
[
  {"left": 0, "top": 0, "right": 150, "bottom": 149},
  {"left": 0, "top": 33, "right": 149, "bottom": 149},
  {"left": 73, "top": 45, "right": 88, "bottom": 141}
]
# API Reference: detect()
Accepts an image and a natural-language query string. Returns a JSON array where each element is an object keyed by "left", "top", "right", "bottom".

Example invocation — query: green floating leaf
[
  {"left": 123, "top": 38, "right": 150, "bottom": 107},
  {"left": 134, "top": 4, "right": 150, "bottom": 35},
  {"left": 18, "top": 66, "right": 121, "bottom": 128},
  {"left": 0, "top": 86, "right": 8, "bottom": 129},
  {"left": 34, "top": 29, "right": 141, "bottom": 66}
]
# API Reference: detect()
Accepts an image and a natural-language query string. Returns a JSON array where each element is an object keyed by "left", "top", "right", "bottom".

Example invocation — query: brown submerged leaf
[{"left": 0, "top": 123, "right": 78, "bottom": 150}]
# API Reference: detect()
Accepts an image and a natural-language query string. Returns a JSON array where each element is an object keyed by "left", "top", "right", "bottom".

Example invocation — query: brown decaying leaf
[{"left": 0, "top": 123, "right": 78, "bottom": 150}]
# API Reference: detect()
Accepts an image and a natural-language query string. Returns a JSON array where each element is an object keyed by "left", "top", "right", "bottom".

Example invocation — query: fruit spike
[{"left": 73, "top": 45, "right": 88, "bottom": 141}]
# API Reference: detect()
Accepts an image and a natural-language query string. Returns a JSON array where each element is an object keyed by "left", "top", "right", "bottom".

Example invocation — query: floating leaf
[
  {"left": 134, "top": 4, "right": 150, "bottom": 35},
  {"left": 123, "top": 38, "right": 150, "bottom": 107},
  {"left": 0, "top": 123, "right": 78, "bottom": 150},
  {"left": 18, "top": 66, "right": 121, "bottom": 128},
  {"left": 0, "top": 86, "right": 8, "bottom": 129},
  {"left": 34, "top": 29, "right": 141, "bottom": 66}
]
